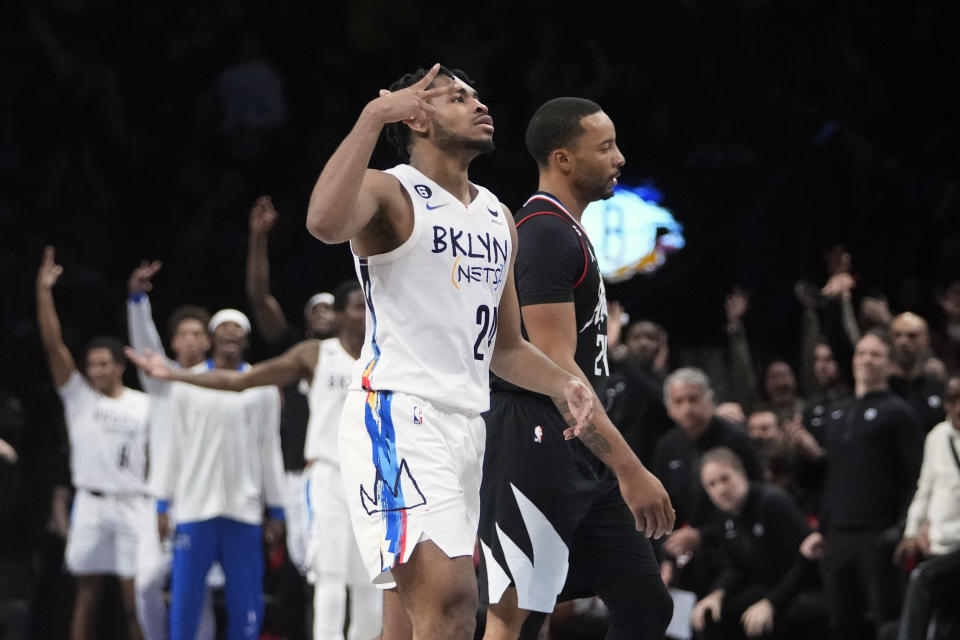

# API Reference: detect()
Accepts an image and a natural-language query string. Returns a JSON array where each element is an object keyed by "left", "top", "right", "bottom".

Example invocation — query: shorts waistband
[{"left": 81, "top": 488, "right": 149, "bottom": 500}]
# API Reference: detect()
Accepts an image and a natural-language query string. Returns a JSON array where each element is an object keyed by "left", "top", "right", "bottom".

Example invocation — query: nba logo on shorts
[
  {"left": 413, "top": 405, "right": 423, "bottom": 424},
  {"left": 533, "top": 425, "right": 543, "bottom": 443}
]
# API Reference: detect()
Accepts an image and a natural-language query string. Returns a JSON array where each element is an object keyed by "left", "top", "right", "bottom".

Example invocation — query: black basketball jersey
[{"left": 492, "top": 191, "right": 609, "bottom": 395}]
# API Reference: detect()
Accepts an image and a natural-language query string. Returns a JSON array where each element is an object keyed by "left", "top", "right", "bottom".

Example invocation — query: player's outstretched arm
[
  {"left": 126, "top": 259, "right": 165, "bottom": 354},
  {"left": 246, "top": 195, "right": 288, "bottom": 344},
  {"left": 125, "top": 339, "right": 318, "bottom": 392},
  {"left": 35, "top": 246, "right": 75, "bottom": 387},
  {"left": 306, "top": 63, "right": 456, "bottom": 245},
  {"left": 126, "top": 258, "right": 174, "bottom": 393}
]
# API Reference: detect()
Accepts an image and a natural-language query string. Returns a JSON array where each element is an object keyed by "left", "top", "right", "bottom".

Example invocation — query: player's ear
[
  {"left": 550, "top": 148, "right": 573, "bottom": 174},
  {"left": 405, "top": 117, "right": 430, "bottom": 135}
]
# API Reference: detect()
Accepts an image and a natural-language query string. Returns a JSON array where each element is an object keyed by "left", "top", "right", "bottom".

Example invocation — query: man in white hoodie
[{"left": 152, "top": 307, "right": 285, "bottom": 640}]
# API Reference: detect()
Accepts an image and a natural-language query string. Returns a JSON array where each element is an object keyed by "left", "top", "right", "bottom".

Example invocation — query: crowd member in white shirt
[
  {"left": 125, "top": 259, "right": 218, "bottom": 640},
  {"left": 143, "top": 307, "right": 286, "bottom": 640},
  {"left": 127, "top": 279, "right": 382, "bottom": 640},
  {"left": 893, "top": 372, "right": 960, "bottom": 640},
  {"left": 36, "top": 246, "right": 149, "bottom": 640}
]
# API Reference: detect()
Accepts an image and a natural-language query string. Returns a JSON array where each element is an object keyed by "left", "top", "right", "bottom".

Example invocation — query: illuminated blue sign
[{"left": 581, "top": 184, "right": 685, "bottom": 282}]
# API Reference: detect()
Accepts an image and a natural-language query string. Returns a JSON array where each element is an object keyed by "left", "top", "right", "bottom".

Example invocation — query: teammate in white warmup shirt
[
  {"left": 142, "top": 308, "right": 285, "bottom": 640},
  {"left": 125, "top": 259, "right": 218, "bottom": 640},
  {"left": 36, "top": 246, "right": 148, "bottom": 640}
]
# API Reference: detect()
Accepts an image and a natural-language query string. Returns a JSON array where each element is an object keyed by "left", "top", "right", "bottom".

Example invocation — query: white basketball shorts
[
  {"left": 66, "top": 489, "right": 150, "bottom": 577},
  {"left": 337, "top": 389, "right": 485, "bottom": 588}
]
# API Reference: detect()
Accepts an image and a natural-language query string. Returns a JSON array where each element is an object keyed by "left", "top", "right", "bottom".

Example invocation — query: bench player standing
[{"left": 36, "top": 246, "right": 148, "bottom": 640}]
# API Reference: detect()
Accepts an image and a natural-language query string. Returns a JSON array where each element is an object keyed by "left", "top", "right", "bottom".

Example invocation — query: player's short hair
[
  {"left": 333, "top": 279, "right": 362, "bottom": 312},
  {"left": 663, "top": 367, "right": 714, "bottom": 404},
  {"left": 384, "top": 65, "right": 475, "bottom": 163},
  {"left": 525, "top": 97, "right": 603, "bottom": 167},
  {"left": 166, "top": 305, "right": 211, "bottom": 343},
  {"left": 699, "top": 446, "right": 746, "bottom": 477},
  {"left": 83, "top": 335, "right": 125, "bottom": 364}
]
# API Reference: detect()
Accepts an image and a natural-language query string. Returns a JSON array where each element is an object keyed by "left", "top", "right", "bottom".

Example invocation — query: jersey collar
[{"left": 523, "top": 192, "right": 587, "bottom": 234}]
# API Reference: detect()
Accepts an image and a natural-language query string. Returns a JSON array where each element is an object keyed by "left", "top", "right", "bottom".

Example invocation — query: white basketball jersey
[
  {"left": 304, "top": 338, "right": 356, "bottom": 465},
  {"left": 58, "top": 371, "right": 149, "bottom": 494},
  {"left": 351, "top": 164, "right": 512, "bottom": 415}
]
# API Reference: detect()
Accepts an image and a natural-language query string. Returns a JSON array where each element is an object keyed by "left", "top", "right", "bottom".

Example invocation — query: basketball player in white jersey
[
  {"left": 36, "top": 246, "right": 148, "bottom": 640},
  {"left": 304, "top": 64, "right": 597, "bottom": 640},
  {"left": 126, "top": 280, "right": 383, "bottom": 640},
  {"left": 125, "top": 259, "right": 217, "bottom": 640}
]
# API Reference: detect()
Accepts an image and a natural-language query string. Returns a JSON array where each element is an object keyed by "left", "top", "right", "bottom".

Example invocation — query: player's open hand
[
  {"left": 619, "top": 465, "right": 676, "bottom": 539},
  {"left": 36, "top": 246, "right": 63, "bottom": 290},
  {"left": 124, "top": 347, "right": 173, "bottom": 379},
  {"left": 559, "top": 378, "right": 594, "bottom": 438},
  {"left": 369, "top": 63, "right": 458, "bottom": 129}
]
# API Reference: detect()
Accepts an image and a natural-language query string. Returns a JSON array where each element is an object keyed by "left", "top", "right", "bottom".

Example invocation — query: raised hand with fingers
[
  {"left": 128, "top": 259, "right": 162, "bottom": 296},
  {"left": 36, "top": 245, "right": 63, "bottom": 290},
  {"left": 249, "top": 195, "right": 278, "bottom": 235},
  {"left": 370, "top": 63, "right": 458, "bottom": 129},
  {"left": 725, "top": 287, "right": 749, "bottom": 331}
]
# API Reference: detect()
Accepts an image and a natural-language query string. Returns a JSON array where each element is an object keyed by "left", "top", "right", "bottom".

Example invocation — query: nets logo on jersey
[
  {"left": 414, "top": 184, "right": 432, "bottom": 199},
  {"left": 432, "top": 226, "right": 509, "bottom": 291}
]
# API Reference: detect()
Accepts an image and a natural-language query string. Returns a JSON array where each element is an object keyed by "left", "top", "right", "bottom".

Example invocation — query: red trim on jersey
[
  {"left": 523, "top": 193, "right": 587, "bottom": 234},
  {"left": 515, "top": 211, "right": 589, "bottom": 288}
]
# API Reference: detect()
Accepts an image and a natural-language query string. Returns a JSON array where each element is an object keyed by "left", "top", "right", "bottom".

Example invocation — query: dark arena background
[{"left": 1, "top": 1, "right": 959, "bottom": 639}]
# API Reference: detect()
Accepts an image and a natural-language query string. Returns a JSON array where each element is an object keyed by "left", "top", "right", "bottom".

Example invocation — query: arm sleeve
[
  {"left": 903, "top": 430, "right": 936, "bottom": 538},
  {"left": 259, "top": 387, "right": 285, "bottom": 516},
  {"left": 514, "top": 214, "right": 585, "bottom": 306},
  {"left": 127, "top": 294, "right": 175, "bottom": 394},
  {"left": 798, "top": 306, "right": 821, "bottom": 398},
  {"left": 765, "top": 490, "right": 815, "bottom": 608},
  {"left": 727, "top": 326, "right": 761, "bottom": 413},
  {"left": 897, "top": 408, "right": 926, "bottom": 525},
  {"left": 152, "top": 384, "right": 183, "bottom": 505},
  {"left": 821, "top": 299, "right": 855, "bottom": 385}
]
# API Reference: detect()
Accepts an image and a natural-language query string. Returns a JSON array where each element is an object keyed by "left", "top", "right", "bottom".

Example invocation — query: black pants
[
  {"left": 897, "top": 548, "right": 960, "bottom": 640},
  {"left": 820, "top": 527, "right": 903, "bottom": 640}
]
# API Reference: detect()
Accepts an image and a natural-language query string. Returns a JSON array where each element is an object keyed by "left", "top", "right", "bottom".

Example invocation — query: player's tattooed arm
[{"left": 553, "top": 397, "right": 612, "bottom": 457}]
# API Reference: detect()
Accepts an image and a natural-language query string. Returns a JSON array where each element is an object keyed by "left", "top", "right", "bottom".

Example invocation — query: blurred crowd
[{"left": 2, "top": 0, "right": 960, "bottom": 639}]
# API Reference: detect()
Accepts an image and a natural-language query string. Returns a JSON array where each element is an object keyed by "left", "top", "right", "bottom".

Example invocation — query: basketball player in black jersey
[{"left": 478, "top": 98, "right": 675, "bottom": 639}]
